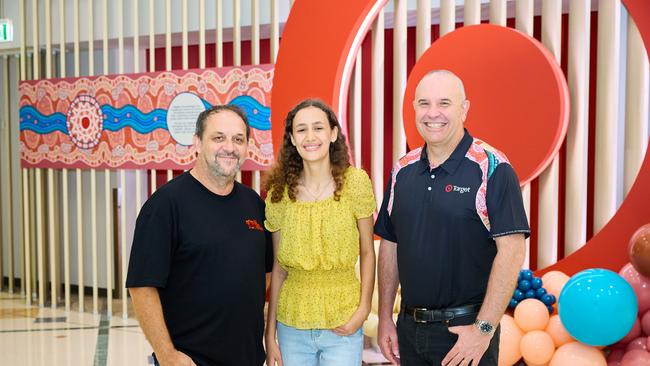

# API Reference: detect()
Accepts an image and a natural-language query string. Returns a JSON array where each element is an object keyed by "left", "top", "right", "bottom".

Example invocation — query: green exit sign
[{"left": 0, "top": 19, "right": 13, "bottom": 43}]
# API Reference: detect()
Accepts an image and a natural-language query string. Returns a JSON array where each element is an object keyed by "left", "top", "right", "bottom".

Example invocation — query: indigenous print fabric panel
[{"left": 18, "top": 64, "right": 274, "bottom": 170}]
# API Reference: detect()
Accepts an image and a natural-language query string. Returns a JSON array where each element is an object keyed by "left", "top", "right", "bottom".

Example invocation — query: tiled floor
[
  {"left": 0, "top": 292, "right": 152, "bottom": 365},
  {"left": 0, "top": 291, "right": 391, "bottom": 365}
]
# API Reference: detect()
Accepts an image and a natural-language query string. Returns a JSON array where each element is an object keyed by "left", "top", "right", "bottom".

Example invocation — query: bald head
[{"left": 416, "top": 70, "right": 467, "bottom": 102}]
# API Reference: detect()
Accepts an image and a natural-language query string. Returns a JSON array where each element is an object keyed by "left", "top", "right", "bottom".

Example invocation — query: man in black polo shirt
[
  {"left": 375, "top": 70, "right": 529, "bottom": 366},
  {"left": 127, "top": 105, "right": 272, "bottom": 366}
]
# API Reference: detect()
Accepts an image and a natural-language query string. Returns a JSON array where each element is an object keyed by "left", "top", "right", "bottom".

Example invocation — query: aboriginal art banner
[{"left": 18, "top": 64, "right": 274, "bottom": 170}]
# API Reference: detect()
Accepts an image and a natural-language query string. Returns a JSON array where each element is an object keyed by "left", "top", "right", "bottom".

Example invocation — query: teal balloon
[{"left": 558, "top": 268, "right": 637, "bottom": 346}]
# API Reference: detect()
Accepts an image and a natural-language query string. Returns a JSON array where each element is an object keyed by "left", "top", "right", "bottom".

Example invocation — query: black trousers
[{"left": 395, "top": 310, "right": 501, "bottom": 366}]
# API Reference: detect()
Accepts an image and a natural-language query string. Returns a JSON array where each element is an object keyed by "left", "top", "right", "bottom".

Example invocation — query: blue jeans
[{"left": 276, "top": 322, "right": 363, "bottom": 366}]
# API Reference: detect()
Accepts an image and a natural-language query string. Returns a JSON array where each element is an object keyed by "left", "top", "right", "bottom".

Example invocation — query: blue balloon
[
  {"left": 531, "top": 277, "right": 543, "bottom": 289},
  {"left": 513, "top": 289, "right": 525, "bottom": 301},
  {"left": 518, "top": 279, "right": 532, "bottom": 291},
  {"left": 535, "top": 288, "right": 547, "bottom": 298},
  {"left": 546, "top": 305, "right": 554, "bottom": 314},
  {"left": 541, "top": 294, "right": 554, "bottom": 305},
  {"left": 520, "top": 269, "right": 533, "bottom": 281},
  {"left": 559, "top": 268, "right": 638, "bottom": 346},
  {"left": 509, "top": 298, "right": 519, "bottom": 309},
  {"left": 525, "top": 290, "right": 536, "bottom": 299},
  {"left": 547, "top": 294, "right": 556, "bottom": 305}
]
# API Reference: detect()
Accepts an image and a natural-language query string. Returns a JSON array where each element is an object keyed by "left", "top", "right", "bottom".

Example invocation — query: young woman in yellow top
[{"left": 264, "top": 99, "right": 376, "bottom": 366}]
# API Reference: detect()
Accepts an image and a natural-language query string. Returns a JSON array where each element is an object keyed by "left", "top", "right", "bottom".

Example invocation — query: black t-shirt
[
  {"left": 126, "top": 172, "right": 272, "bottom": 366},
  {"left": 374, "top": 130, "right": 530, "bottom": 308}
]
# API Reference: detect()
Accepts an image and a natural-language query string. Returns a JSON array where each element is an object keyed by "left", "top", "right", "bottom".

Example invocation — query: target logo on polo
[{"left": 445, "top": 185, "right": 470, "bottom": 194}]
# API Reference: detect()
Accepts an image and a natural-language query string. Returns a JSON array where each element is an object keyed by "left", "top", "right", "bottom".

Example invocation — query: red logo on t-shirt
[
  {"left": 245, "top": 219, "right": 264, "bottom": 232},
  {"left": 445, "top": 184, "right": 453, "bottom": 193}
]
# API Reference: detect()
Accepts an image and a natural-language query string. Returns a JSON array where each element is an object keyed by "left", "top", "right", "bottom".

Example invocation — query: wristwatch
[{"left": 473, "top": 319, "right": 496, "bottom": 336}]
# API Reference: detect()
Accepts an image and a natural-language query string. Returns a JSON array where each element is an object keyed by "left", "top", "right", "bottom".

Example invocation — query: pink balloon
[
  {"left": 620, "top": 318, "right": 642, "bottom": 344},
  {"left": 641, "top": 310, "right": 650, "bottom": 336},
  {"left": 608, "top": 348, "right": 625, "bottom": 362},
  {"left": 621, "top": 349, "right": 650, "bottom": 366},
  {"left": 626, "top": 337, "right": 648, "bottom": 352},
  {"left": 608, "top": 362, "right": 621, "bottom": 366},
  {"left": 619, "top": 263, "right": 650, "bottom": 314}
]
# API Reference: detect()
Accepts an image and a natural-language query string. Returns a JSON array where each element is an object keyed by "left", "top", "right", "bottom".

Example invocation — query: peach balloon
[
  {"left": 541, "top": 271, "right": 570, "bottom": 300},
  {"left": 520, "top": 330, "right": 555, "bottom": 365},
  {"left": 498, "top": 314, "right": 524, "bottom": 366},
  {"left": 545, "top": 314, "right": 574, "bottom": 347},
  {"left": 620, "top": 349, "right": 650, "bottom": 366},
  {"left": 514, "top": 299, "right": 550, "bottom": 332},
  {"left": 620, "top": 318, "right": 642, "bottom": 344},
  {"left": 362, "top": 313, "right": 378, "bottom": 338},
  {"left": 371, "top": 288, "right": 379, "bottom": 314},
  {"left": 550, "top": 342, "right": 607, "bottom": 366}
]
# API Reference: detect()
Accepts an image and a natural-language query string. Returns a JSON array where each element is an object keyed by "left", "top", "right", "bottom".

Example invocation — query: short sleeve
[
  {"left": 346, "top": 168, "right": 376, "bottom": 219},
  {"left": 374, "top": 172, "right": 398, "bottom": 242},
  {"left": 258, "top": 198, "right": 274, "bottom": 273},
  {"left": 486, "top": 163, "right": 531, "bottom": 239},
  {"left": 126, "top": 193, "right": 175, "bottom": 288},
  {"left": 264, "top": 188, "right": 285, "bottom": 232}
]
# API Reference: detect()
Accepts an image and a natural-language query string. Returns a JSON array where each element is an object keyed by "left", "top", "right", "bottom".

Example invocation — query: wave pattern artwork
[{"left": 18, "top": 64, "right": 274, "bottom": 170}]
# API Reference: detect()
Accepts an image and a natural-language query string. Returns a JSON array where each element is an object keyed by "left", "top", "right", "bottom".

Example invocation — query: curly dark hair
[{"left": 265, "top": 99, "right": 351, "bottom": 203}]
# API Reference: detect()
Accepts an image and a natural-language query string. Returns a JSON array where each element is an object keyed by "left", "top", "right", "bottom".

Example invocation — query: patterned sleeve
[
  {"left": 264, "top": 188, "right": 285, "bottom": 232},
  {"left": 347, "top": 168, "right": 376, "bottom": 219},
  {"left": 486, "top": 163, "right": 531, "bottom": 238}
]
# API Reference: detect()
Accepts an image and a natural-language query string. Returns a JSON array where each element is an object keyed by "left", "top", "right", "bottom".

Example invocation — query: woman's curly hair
[{"left": 265, "top": 99, "right": 351, "bottom": 203}]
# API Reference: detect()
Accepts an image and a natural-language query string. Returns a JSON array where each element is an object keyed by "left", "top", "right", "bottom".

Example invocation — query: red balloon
[
  {"left": 629, "top": 224, "right": 650, "bottom": 277},
  {"left": 620, "top": 263, "right": 650, "bottom": 314},
  {"left": 626, "top": 337, "right": 648, "bottom": 352},
  {"left": 621, "top": 349, "right": 650, "bottom": 366},
  {"left": 608, "top": 348, "right": 625, "bottom": 362}
]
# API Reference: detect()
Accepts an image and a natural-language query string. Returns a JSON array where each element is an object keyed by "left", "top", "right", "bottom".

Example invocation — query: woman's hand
[
  {"left": 265, "top": 334, "right": 283, "bottom": 366},
  {"left": 332, "top": 306, "right": 370, "bottom": 336}
]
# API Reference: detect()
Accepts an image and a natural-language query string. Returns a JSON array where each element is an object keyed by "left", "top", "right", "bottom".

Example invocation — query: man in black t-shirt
[
  {"left": 127, "top": 105, "right": 272, "bottom": 366},
  {"left": 374, "top": 71, "right": 529, "bottom": 366}
]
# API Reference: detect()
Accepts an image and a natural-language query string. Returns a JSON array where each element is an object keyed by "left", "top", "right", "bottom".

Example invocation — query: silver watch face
[{"left": 479, "top": 322, "right": 494, "bottom": 333}]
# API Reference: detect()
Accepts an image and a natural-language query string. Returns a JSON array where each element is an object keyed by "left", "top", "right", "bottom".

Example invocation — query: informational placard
[
  {"left": 18, "top": 64, "right": 274, "bottom": 170},
  {"left": 0, "top": 19, "right": 13, "bottom": 42}
]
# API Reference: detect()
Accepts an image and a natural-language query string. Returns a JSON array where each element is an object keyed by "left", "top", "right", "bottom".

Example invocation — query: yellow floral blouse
[{"left": 264, "top": 167, "right": 376, "bottom": 329}]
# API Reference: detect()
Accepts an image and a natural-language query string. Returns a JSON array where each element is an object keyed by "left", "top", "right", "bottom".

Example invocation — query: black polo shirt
[{"left": 374, "top": 129, "right": 529, "bottom": 309}]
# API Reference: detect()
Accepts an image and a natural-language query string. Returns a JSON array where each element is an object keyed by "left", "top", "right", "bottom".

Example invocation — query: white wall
[{"left": 1, "top": 0, "right": 294, "bottom": 52}]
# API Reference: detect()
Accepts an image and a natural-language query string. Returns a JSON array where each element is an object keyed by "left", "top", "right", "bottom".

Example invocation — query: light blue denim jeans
[{"left": 276, "top": 322, "right": 363, "bottom": 366}]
